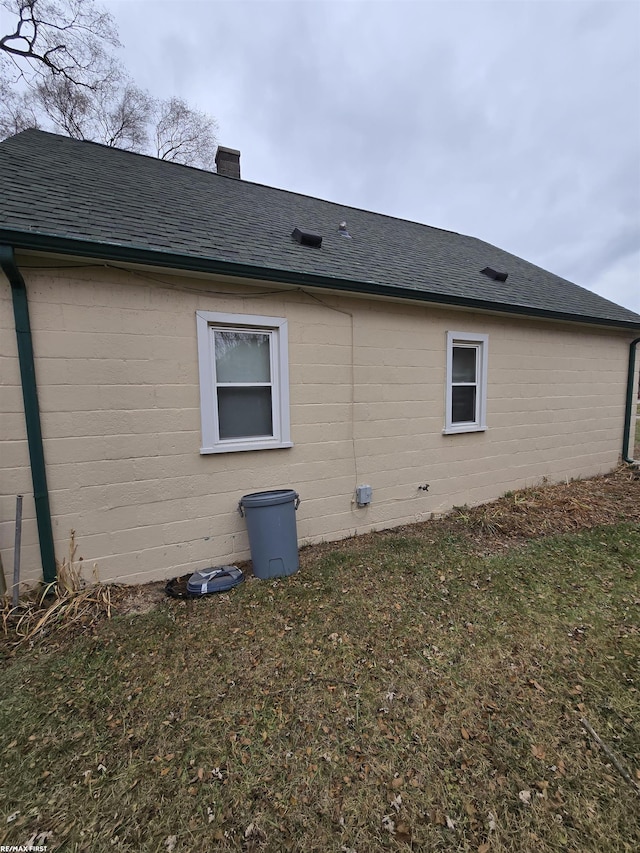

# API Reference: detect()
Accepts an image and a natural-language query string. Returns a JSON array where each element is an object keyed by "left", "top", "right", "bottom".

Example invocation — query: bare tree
[
  {"left": 30, "top": 78, "right": 218, "bottom": 166},
  {"left": 34, "top": 74, "right": 153, "bottom": 150},
  {"left": 31, "top": 73, "right": 92, "bottom": 137},
  {"left": 0, "top": 75, "right": 39, "bottom": 137},
  {"left": 100, "top": 82, "right": 153, "bottom": 151},
  {"left": 154, "top": 97, "right": 218, "bottom": 169},
  {"left": 0, "top": 0, "right": 119, "bottom": 87},
  {"left": 0, "top": 0, "right": 219, "bottom": 170}
]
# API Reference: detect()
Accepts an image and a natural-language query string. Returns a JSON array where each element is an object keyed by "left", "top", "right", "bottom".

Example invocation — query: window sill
[
  {"left": 442, "top": 425, "right": 487, "bottom": 435},
  {"left": 200, "top": 440, "right": 294, "bottom": 455}
]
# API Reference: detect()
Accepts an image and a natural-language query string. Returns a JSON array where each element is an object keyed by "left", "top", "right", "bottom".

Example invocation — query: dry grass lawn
[{"left": 1, "top": 467, "right": 639, "bottom": 852}]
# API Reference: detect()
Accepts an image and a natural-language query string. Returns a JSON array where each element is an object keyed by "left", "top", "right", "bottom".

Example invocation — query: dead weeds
[
  {"left": 1, "top": 531, "right": 122, "bottom": 649},
  {"left": 423, "top": 463, "right": 640, "bottom": 555}
]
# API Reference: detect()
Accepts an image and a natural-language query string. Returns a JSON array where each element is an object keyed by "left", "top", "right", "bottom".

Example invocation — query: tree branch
[{"left": 580, "top": 718, "right": 640, "bottom": 796}]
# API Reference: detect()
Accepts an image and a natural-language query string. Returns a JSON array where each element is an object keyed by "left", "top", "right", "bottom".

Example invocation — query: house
[{"left": 1, "top": 129, "right": 639, "bottom": 587}]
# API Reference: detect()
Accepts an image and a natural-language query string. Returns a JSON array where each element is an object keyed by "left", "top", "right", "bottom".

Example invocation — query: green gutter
[
  {"left": 2, "top": 228, "right": 640, "bottom": 332},
  {"left": 623, "top": 337, "right": 640, "bottom": 464},
  {"left": 0, "top": 246, "right": 56, "bottom": 584}
]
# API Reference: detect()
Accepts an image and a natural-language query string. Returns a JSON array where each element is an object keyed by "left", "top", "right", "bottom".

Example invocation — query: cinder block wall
[{"left": 0, "top": 259, "right": 633, "bottom": 585}]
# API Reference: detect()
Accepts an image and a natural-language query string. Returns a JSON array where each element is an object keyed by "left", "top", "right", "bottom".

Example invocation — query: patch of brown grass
[
  {"left": 0, "top": 471, "right": 638, "bottom": 852},
  {"left": 438, "top": 464, "right": 640, "bottom": 550}
]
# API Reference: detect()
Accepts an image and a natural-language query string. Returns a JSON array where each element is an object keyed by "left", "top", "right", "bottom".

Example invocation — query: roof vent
[
  {"left": 481, "top": 266, "right": 508, "bottom": 282},
  {"left": 292, "top": 228, "right": 322, "bottom": 248},
  {"left": 338, "top": 221, "right": 352, "bottom": 238}
]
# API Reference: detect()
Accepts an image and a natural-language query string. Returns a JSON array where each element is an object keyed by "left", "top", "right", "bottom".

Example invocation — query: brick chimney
[{"left": 215, "top": 146, "right": 241, "bottom": 179}]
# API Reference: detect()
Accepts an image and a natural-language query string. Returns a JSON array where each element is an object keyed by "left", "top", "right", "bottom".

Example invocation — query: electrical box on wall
[{"left": 355, "top": 484, "right": 372, "bottom": 507}]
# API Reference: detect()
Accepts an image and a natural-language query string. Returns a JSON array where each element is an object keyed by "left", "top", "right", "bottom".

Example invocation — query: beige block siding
[
  {"left": 0, "top": 258, "right": 635, "bottom": 586},
  {"left": 0, "top": 282, "right": 41, "bottom": 586}
]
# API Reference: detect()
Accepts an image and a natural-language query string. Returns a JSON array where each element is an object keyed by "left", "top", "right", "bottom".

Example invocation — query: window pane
[
  {"left": 452, "top": 346, "right": 476, "bottom": 383},
  {"left": 215, "top": 331, "right": 271, "bottom": 383},
  {"left": 452, "top": 386, "right": 476, "bottom": 423},
  {"left": 217, "top": 387, "right": 273, "bottom": 439}
]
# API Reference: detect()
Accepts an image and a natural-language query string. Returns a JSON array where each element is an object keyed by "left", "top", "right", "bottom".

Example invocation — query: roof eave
[{"left": 3, "top": 229, "right": 639, "bottom": 332}]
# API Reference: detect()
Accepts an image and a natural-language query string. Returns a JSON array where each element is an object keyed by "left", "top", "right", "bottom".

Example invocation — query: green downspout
[
  {"left": 0, "top": 246, "right": 56, "bottom": 584},
  {"left": 622, "top": 337, "right": 640, "bottom": 464}
]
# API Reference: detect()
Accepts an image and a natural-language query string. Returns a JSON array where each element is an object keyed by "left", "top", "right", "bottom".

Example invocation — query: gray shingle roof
[{"left": 1, "top": 129, "right": 639, "bottom": 329}]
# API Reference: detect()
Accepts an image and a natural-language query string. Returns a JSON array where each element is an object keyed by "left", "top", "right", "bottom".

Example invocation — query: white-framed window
[
  {"left": 444, "top": 331, "right": 488, "bottom": 434},
  {"left": 196, "top": 311, "right": 292, "bottom": 454}
]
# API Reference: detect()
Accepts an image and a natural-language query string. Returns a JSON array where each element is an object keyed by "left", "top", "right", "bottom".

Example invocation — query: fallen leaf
[
  {"left": 518, "top": 790, "right": 532, "bottom": 805},
  {"left": 478, "top": 844, "right": 490, "bottom": 853},
  {"left": 461, "top": 726, "right": 470, "bottom": 741},
  {"left": 446, "top": 815, "right": 456, "bottom": 829},
  {"left": 382, "top": 814, "right": 396, "bottom": 835},
  {"left": 531, "top": 745, "right": 546, "bottom": 760},
  {"left": 165, "top": 837, "right": 177, "bottom": 853},
  {"left": 396, "top": 821, "right": 411, "bottom": 842},
  {"left": 244, "top": 822, "right": 265, "bottom": 840}
]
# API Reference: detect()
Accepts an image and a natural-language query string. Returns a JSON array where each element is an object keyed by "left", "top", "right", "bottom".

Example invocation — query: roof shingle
[{"left": 1, "top": 129, "right": 638, "bottom": 329}]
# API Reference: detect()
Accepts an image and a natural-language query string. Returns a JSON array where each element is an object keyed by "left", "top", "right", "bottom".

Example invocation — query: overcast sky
[{"left": 103, "top": 0, "right": 639, "bottom": 314}]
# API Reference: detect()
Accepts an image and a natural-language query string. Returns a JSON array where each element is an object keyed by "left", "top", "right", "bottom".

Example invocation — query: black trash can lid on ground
[{"left": 240, "top": 489, "right": 299, "bottom": 508}]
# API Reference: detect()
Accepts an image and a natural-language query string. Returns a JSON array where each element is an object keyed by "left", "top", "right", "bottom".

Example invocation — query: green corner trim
[{"left": 623, "top": 337, "right": 640, "bottom": 463}]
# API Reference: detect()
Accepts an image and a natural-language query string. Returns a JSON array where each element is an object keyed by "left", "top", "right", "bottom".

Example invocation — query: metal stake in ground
[
  {"left": 0, "top": 551, "right": 6, "bottom": 596},
  {"left": 12, "top": 495, "right": 23, "bottom": 608}
]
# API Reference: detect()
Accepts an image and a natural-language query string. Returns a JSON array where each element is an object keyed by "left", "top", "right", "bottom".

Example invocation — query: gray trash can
[{"left": 239, "top": 489, "right": 301, "bottom": 579}]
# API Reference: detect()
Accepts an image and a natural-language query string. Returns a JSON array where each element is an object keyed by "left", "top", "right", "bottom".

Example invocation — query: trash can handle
[{"left": 238, "top": 492, "right": 300, "bottom": 516}]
